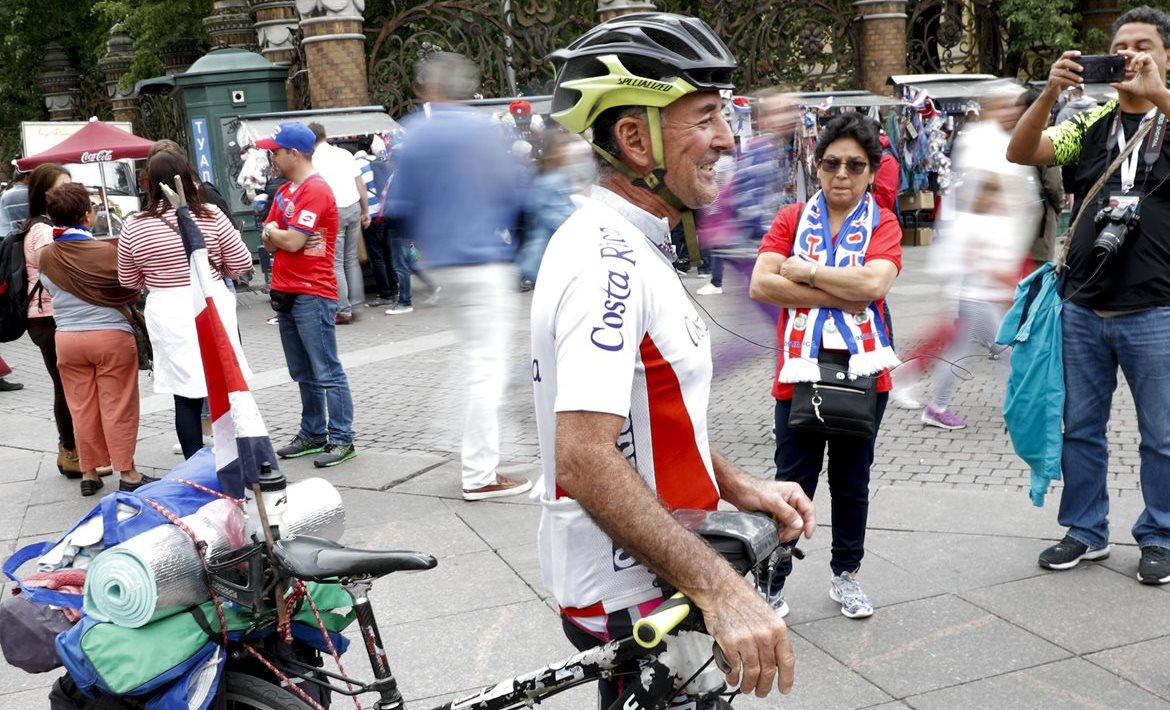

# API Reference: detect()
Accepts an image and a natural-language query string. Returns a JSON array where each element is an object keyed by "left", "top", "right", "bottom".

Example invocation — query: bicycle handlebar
[{"left": 632, "top": 592, "right": 693, "bottom": 649}]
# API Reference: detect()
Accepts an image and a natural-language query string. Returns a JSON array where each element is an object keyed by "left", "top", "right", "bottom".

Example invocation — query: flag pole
[{"left": 172, "top": 173, "right": 290, "bottom": 631}]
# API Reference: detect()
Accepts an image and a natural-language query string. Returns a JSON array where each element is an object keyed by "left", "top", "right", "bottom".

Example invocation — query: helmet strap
[{"left": 588, "top": 106, "right": 702, "bottom": 265}]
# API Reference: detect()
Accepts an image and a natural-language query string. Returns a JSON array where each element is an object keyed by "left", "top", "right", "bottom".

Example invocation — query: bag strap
[
  {"left": 2, "top": 541, "right": 84, "bottom": 609},
  {"left": 1057, "top": 114, "right": 1156, "bottom": 269}
]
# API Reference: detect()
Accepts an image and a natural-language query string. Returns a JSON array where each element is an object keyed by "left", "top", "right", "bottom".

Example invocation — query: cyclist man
[{"left": 531, "top": 13, "right": 816, "bottom": 705}]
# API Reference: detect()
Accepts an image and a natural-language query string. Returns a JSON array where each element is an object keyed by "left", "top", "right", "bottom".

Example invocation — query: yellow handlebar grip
[{"left": 633, "top": 592, "right": 692, "bottom": 649}]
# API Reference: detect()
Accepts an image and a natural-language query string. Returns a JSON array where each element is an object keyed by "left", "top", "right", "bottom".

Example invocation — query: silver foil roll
[{"left": 281, "top": 477, "right": 346, "bottom": 540}]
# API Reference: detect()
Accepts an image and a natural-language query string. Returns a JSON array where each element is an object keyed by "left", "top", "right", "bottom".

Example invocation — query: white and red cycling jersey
[{"left": 531, "top": 186, "right": 720, "bottom": 619}]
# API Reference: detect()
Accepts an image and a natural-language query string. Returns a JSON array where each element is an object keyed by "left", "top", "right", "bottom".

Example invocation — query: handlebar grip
[{"left": 633, "top": 592, "right": 692, "bottom": 649}]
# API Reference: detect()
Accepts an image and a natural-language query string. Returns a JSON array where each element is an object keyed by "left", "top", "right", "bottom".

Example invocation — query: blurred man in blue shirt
[{"left": 383, "top": 51, "right": 529, "bottom": 500}]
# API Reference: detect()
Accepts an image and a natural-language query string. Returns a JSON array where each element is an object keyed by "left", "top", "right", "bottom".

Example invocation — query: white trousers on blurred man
[{"left": 432, "top": 262, "right": 517, "bottom": 490}]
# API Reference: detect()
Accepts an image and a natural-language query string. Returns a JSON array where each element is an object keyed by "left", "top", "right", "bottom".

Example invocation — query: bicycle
[{"left": 53, "top": 509, "right": 787, "bottom": 710}]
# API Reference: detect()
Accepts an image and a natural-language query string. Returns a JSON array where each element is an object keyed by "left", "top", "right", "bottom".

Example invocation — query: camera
[
  {"left": 1093, "top": 203, "right": 1139, "bottom": 257},
  {"left": 1077, "top": 54, "right": 1127, "bottom": 84}
]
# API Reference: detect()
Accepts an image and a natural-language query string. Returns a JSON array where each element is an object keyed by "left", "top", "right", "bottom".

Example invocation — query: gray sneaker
[
  {"left": 829, "top": 571, "right": 873, "bottom": 619},
  {"left": 276, "top": 435, "right": 327, "bottom": 459},
  {"left": 313, "top": 443, "right": 357, "bottom": 468}
]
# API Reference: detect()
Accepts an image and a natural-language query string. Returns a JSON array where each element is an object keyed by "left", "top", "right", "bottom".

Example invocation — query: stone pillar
[
  {"left": 161, "top": 37, "right": 207, "bottom": 76},
  {"left": 1079, "top": 0, "right": 1122, "bottom": 51},
  {"left": 205, "top": 0, "right": 258, "bottom": 50},
  {"left": 854, "top": 0, "right": 908, "bottom": 95},
  {"left": 97, "top": 25, "right": 139, "bottom": 125},
  {"left": 39, "top": 43, "right": 81, "bottom": 121},
  {"left": 297, "top": 0, "right": 368, "bottom": 108},
  {"left": 250, "top": 0, "right": 299, "bottom": 65},
  {"left": 596, "top": 0, "right": 657, "bottom": 23}
]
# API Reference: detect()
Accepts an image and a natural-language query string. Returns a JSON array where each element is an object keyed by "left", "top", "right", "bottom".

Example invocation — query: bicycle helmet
[
  {"left": 549, "top": 13, "right": 736, "bottom": 261},
  {"left": 549, "top": 13, "right": 736, "bottom": 135}
]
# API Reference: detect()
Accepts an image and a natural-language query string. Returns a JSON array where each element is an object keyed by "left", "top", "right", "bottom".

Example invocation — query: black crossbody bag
[{"left": 788, "top": 351, "right": 877, "bottom": 439}]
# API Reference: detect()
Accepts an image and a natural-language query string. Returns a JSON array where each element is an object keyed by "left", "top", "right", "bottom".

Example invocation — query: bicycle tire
[{"left": 223, "top": 671, "right": 316, "bottom": 710}]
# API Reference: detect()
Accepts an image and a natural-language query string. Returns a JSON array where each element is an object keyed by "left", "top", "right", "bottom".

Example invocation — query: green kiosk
[{"left": 172, "top": 48, "right": 289, "bottom": 249}]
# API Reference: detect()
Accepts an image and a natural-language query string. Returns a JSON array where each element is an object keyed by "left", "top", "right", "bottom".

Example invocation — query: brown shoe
[
  {"left": 462, "top": 474, "right": 533, "bottom": 501},
  {"left": 58, "top": 443, "right": 82, "bottom": 479},
  {"left": 335, "top": 312, "right": 354, "bottom": 325}
]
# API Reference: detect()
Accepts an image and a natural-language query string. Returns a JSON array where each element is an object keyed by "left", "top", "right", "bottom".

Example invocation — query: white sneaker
[
  {"left": 696, "top": 282, "right": 723, "bottom": 296},
  {"left": 891, "top": 386, "right": 921, "bottom": 410},
  {"left": 422, "top": 286, "right": 442, "bottom": 306},
  {"left": 385, "top": 304, "right": 414, "bottom": 315}
]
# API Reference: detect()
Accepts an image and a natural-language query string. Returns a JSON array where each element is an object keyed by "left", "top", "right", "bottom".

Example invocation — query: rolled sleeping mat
[{"left": 83, "top": 499, "right": 244, "bottom": 628}]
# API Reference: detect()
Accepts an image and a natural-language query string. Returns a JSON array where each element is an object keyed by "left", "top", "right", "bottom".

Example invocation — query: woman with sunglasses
[{"left": 749, "top": 112, "right": 903, "bottom": 620}]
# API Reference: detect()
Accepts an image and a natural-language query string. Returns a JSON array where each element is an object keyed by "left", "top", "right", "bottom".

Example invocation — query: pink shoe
[{"left": 922, "top": 405, "right": 967, "bottom": 430}]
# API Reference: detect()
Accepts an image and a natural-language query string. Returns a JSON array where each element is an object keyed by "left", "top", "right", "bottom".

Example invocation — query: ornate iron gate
[
  {"left": 137, "top": 89, "right": 189, "bottom": 148},
  {"left": 367, "top": 0, "right": 860, "bottom": 117},
  {"left": 906, "top": 0, "right": 1055, "bottom": 79}
]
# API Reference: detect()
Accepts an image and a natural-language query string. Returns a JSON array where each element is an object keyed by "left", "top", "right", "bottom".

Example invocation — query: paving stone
[
  {"left": 365, "top": 549, "right": 538, "bottom": 628},
  {"left": 797, "top": 594, "right": 1068, "bottom": 698},
  {"left": 864, "top": 529, "right": 1052, "bottom": 594},
  {"left": 962, "top": 565, "right": 1170, "bottom": 655},
  {"left": 727, "top": 633, "right": 893, "bottom": 709},
  {"left": 1086, "top": 635, "right": 1170, "bottom": 703},
  {"left": 0, "top": 480, "right": 34, "bottom": 541},
  {"left": 338, "top": 505, "right": 487, "bottom": 562},
  {"left": 444, "top": 498, "right": 542, "bottom": 551},
  {"left": 906, "top": 657, "right": 1170, "bottom": 709}
]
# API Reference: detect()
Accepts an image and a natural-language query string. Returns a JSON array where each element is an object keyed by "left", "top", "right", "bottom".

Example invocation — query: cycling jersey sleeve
[{"left": 551, "top": 259, "right": 647, "bottom": 418}]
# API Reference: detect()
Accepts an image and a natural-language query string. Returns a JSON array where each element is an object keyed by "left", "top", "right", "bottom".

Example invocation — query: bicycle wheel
[{"left": 223, "top": 671, "right": 315, "bottom": 710}]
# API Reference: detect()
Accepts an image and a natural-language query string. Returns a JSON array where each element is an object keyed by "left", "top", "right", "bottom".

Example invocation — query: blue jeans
[
  {"left": 277, "top": 295, "right": 354, "bottom": 445},
  {"left": 389, "top": 235, "right": 435, "bottom": 307},
  {"left": 1060, "top": 302, "right": 1170, "bottom": 549}
]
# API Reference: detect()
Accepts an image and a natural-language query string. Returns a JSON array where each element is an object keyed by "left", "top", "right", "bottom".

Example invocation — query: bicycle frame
[
  {"left": 213, "top": 509, "right": 785, "bottom": 710},
  {"left": 268, "top": 578, "right": 724, "bottom": 710}
]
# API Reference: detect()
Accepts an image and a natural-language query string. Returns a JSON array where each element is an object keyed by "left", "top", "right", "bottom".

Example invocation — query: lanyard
[{"left": 1116, "top": 108, "right": 1164, "bottom": 193}]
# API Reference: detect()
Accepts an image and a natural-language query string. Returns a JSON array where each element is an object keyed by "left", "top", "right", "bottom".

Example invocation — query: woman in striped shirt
[{"left": 117, "top": 151, "right": 253, "bottom": 458}]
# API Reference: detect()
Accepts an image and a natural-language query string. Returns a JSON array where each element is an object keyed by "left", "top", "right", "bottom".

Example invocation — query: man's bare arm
[
  {"left": 1007, "top": 50, "right": 1085, "bottom": 166},
  {"left": 711, "top": 451, "right": 816, "bottom": 544},
  {"left": 556, "top": 411, "right": 796, "bottom": 696}
]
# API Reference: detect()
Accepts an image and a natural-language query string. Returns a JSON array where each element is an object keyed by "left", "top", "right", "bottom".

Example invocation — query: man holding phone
[{"left": 1007, "top": 6, "right": 1170, "bottom": 585}]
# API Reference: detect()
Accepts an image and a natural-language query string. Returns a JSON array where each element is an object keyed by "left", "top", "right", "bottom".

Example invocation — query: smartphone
[{"left": 1077, "top": 54, "right": 1126, "bottom": 83}]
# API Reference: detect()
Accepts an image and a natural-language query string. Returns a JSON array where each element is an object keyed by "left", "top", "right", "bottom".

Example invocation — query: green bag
[{"left": 65, "top": 582, "right": 355, "bottom": 696}]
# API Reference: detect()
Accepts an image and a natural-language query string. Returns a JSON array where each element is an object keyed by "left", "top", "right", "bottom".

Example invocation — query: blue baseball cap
[{"left": 254, "top": 122, "right": 316, "bottom": 153}]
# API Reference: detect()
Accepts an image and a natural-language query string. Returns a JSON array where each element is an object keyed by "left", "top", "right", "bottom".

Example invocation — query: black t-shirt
[{"left": 1058, "top": 104, "right": 1170, "bottom": 309}]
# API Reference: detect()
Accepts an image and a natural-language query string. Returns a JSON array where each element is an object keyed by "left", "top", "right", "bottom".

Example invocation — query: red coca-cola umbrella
[{"left": 15, "top": 118, "right": 156, "bottom": 170}]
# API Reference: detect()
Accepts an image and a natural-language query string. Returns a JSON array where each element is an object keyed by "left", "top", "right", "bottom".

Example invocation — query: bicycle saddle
[{"left": 273, "top": 535, "right": 437, "bottom": 582}]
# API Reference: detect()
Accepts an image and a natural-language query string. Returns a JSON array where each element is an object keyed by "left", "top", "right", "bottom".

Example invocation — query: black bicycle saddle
[{"left": 273, "top": 535, "right": 437, "bottom": 582}]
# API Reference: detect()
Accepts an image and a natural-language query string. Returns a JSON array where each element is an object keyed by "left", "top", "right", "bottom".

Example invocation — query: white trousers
[{"left": 433, "top": 262, "right": 518, "bottom": 489}]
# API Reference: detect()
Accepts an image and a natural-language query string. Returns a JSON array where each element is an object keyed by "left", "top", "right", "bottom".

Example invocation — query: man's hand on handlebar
[{"left": 697, "top": 569, "right": 796, "bottom": 697}]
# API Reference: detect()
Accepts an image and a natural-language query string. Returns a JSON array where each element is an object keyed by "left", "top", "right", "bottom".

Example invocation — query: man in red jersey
[{"left": 257, "top": 122, "right": 357, "bottom": 468}]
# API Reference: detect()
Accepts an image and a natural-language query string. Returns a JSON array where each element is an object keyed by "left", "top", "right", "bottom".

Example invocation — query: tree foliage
[
  {"left": 0, "top": 0, "right": 109, "bottom": 167},
  {"left": 95, "top": 0, "right": 213, "bottom": 92},
  {"left": 0, "top": 0, "right": 213, "bottom": 168}
]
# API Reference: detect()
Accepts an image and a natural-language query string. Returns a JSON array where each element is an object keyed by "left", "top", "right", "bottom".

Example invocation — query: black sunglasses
[{"left": 819, "top": 157, "right": 870, "bottom": 176}]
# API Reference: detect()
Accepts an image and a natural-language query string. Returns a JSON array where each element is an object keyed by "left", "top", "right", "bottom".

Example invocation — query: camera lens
[{"left": 1093, "top": 221, "right": 1127, "bottom": 257}]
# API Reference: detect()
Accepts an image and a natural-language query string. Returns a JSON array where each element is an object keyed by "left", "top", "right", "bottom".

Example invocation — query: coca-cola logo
[{"left": 80, "top": 150, "right": 113, "bottom": 163}]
